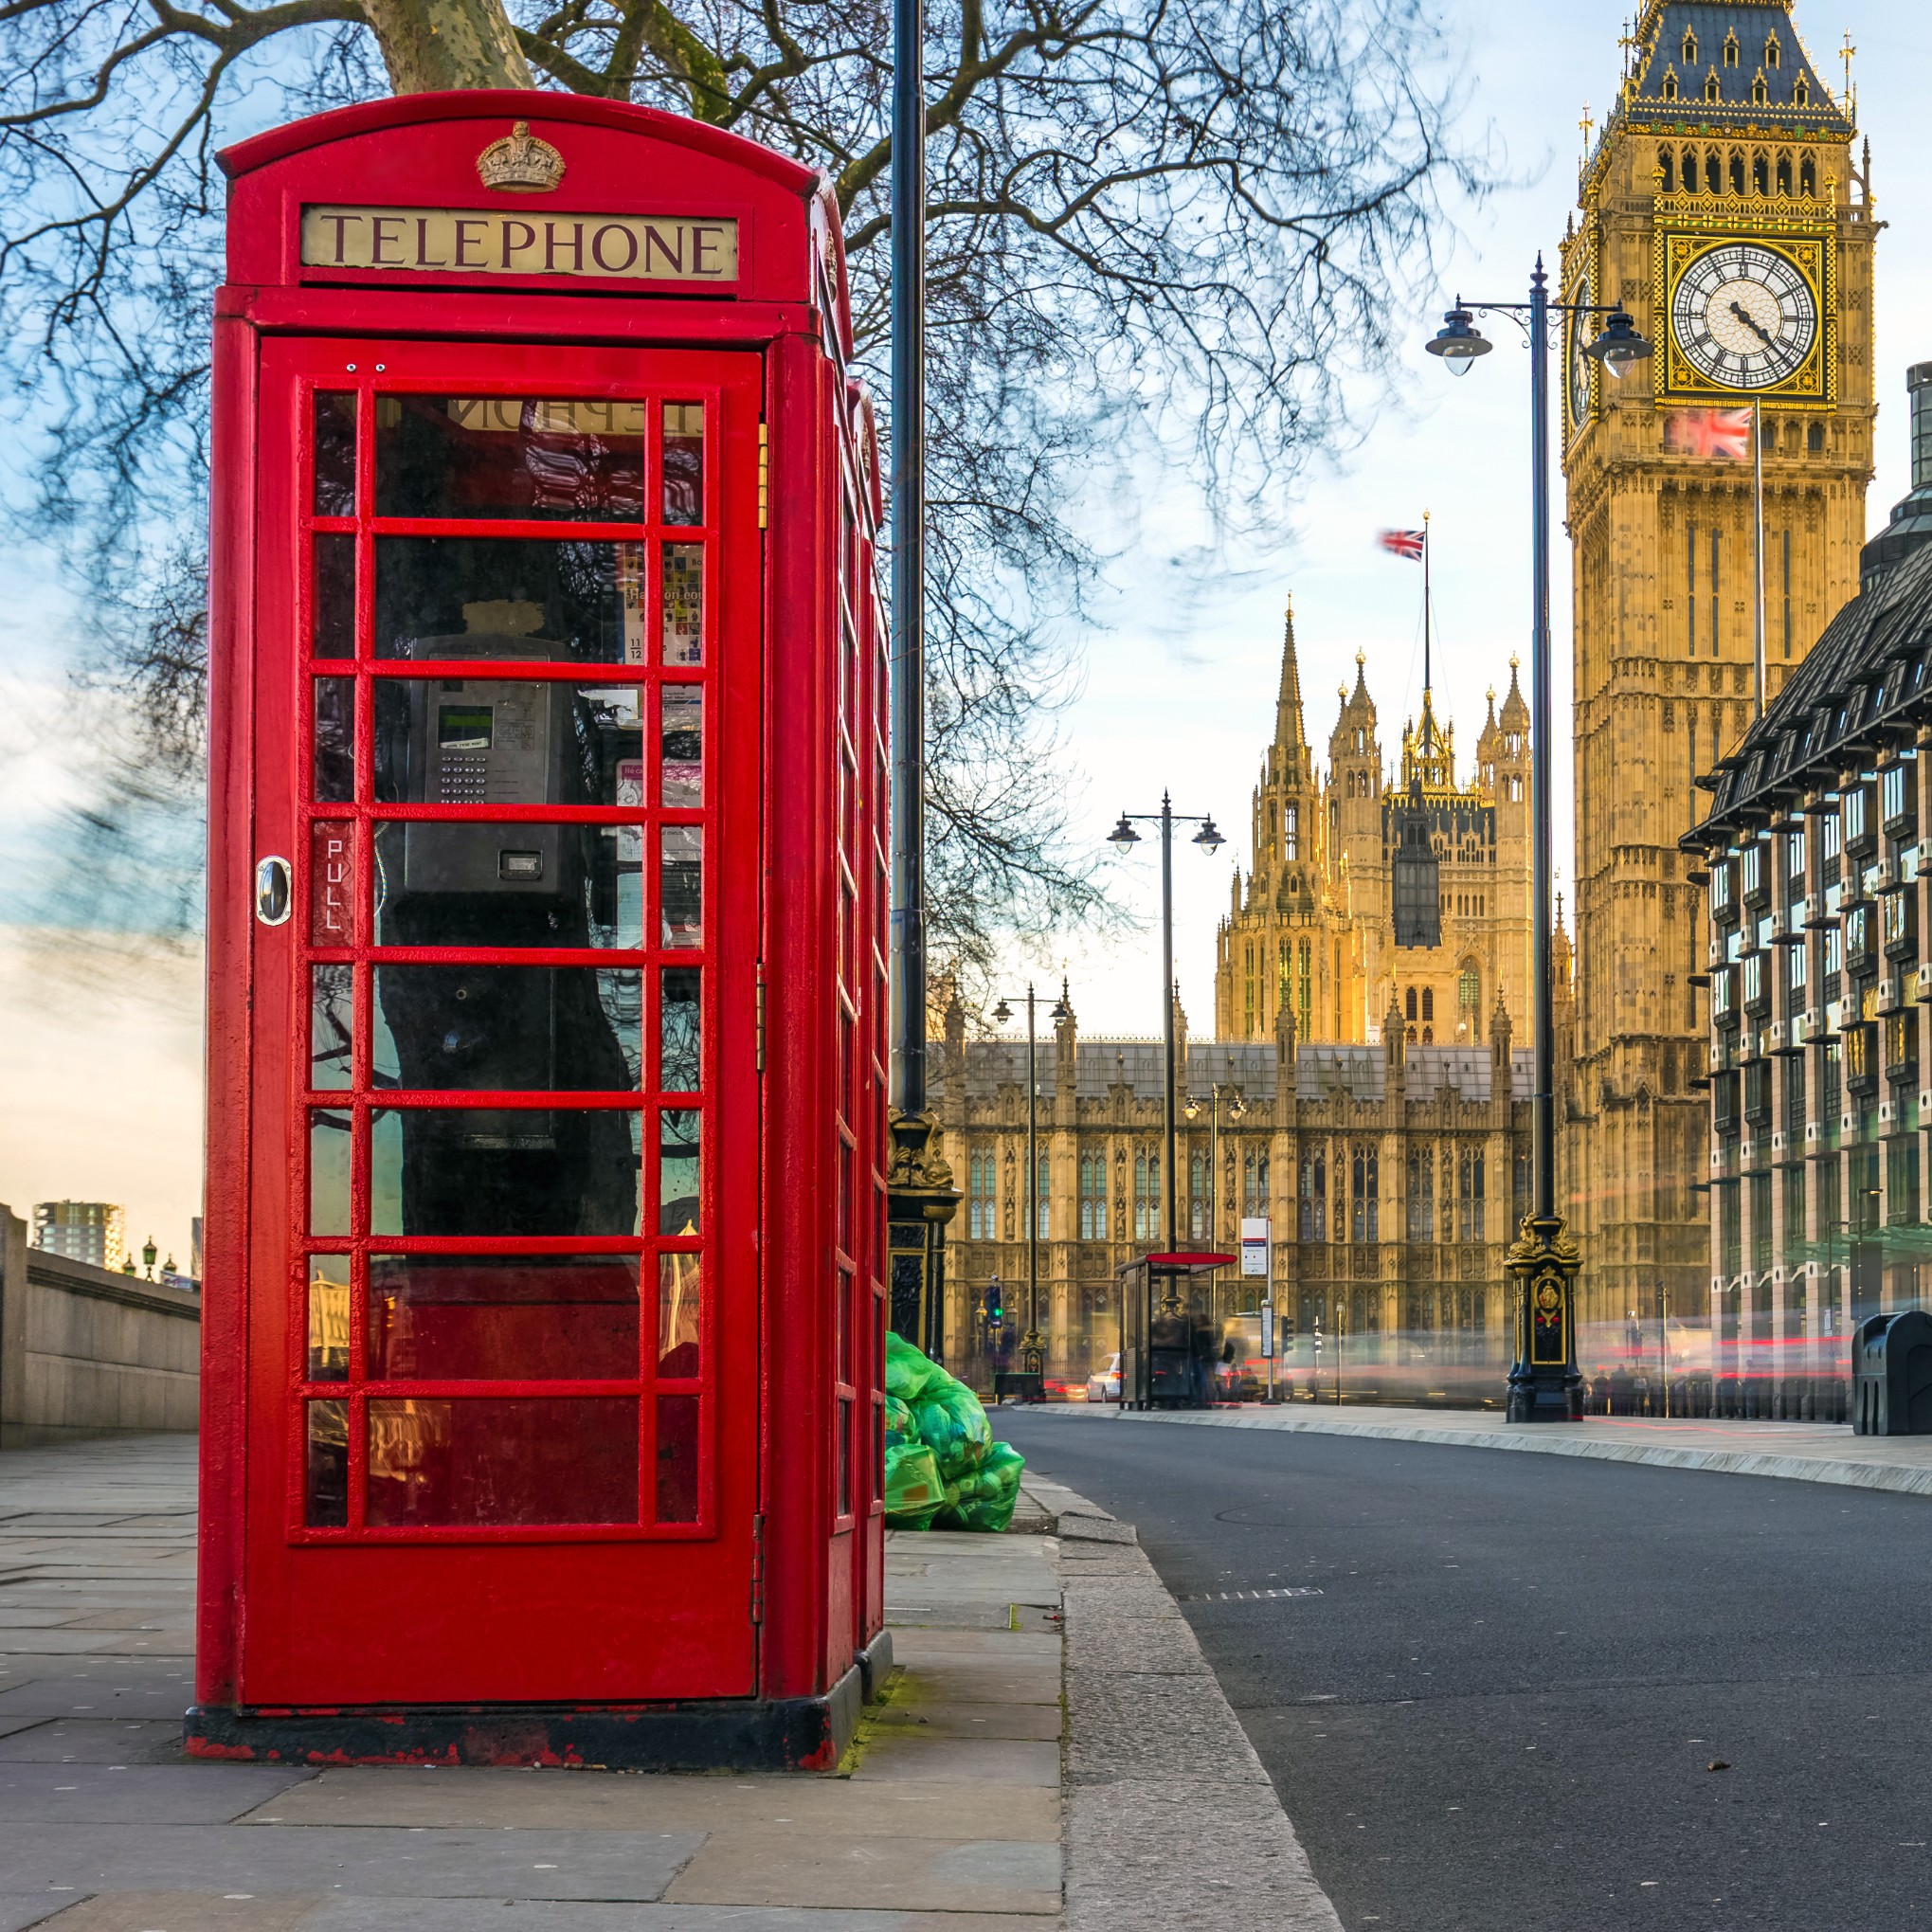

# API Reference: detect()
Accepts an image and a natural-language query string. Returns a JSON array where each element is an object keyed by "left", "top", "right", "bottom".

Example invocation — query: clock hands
[{"left": 1727, "top": 298, "right": 1779, "bottom": 351}]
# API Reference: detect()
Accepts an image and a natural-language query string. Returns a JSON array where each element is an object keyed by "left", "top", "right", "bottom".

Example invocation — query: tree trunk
[{"left": 359, "top": 0, "right": 535, "bottom": 93}]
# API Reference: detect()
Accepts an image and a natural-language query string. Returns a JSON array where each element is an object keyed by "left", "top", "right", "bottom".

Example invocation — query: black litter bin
[{"left": 1851, "top": 1309, "right": 1932, "bottom": 1435}]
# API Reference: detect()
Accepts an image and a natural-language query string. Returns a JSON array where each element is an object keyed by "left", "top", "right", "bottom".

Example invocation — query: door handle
[{"left": 255, "top": 855, "right": 293, "bottom": 927}]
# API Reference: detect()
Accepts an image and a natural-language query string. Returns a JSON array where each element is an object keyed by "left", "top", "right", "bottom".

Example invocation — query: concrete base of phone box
[{"left": 183, "top": 1632, "right": 892, "bottom": 1770}]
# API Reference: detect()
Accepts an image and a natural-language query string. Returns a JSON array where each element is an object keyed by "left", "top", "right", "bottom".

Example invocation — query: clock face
[
  {"left": 1670, "top": 243, "right": 1817, "bottom": 389},
  {"left": 1567, "top": 269, "right": 1593, "bottom": 435}
]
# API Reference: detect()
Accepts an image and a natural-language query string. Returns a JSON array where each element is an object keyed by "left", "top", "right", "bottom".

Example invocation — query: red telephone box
[{"left": 190, "top": 93, "right": 891, "bottom": 1768}]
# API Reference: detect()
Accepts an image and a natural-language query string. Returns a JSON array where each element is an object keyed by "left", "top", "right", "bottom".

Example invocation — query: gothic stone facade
[
  {"left": 1213, "top": 606, "right": 1534, "bottom": 1055},
  {"left": 930, "top": 994, "right": 1538, "bottom": 1389}
]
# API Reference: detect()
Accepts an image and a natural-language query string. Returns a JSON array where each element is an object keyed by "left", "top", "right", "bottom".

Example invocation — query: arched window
[
  {"left": 1421, "top": 987, "right": 1435, "bottom": 1022},
  {"left": 1405, "top": 986, "right": 1417, "bottom": 1021},
  {"left": 1794, "top": 75, "right": 1810, "bottom": 109},
  {"left": 1765, "top": 32, "right": 1780, "bottom": 69},
  {"left": 1723, "top": 29, "right": 1739, "bottom": 67},
  {"left": 1684, "top": 147, "right": 1698, "bottom": 190},
  {"left": 1682, "top": 28, "right": 1697, "bottom": 64},
  {"left": 1659, "top": 148, "right": 1675, "bottom": 190},
  {"left": 1034, "top": 1153, "right": 1049, "bottom": 1239},
  {"left": 1458, "top": 967, "right": 1480, "bottom": 1015},
  {"left": 1808, "top": 420, "right": 1825, "bottom": 455},
  {"left": 1407, "top": 1147, "right": 1434, "bottom": 1243},
  {"left": 1189, "top": 1151, "right": 1206, "bottom": 1237},
  {"left": 1799, "top": 154, "right": 1815, "bottom": 194},
  {"left": 1299, "top": 1149, "right": 1327, "bottom": 1241},
  {"left": 1751, "top": 75, "right": 1767, "bottom": 109},
  {"left": 1421, "top": 1025, "right": 1434, "bottom": 1044},
  {"left": 1752, "top": 150, "right": 1768, "bottom": 192},
  {"left": 1729, "top": 152, "right": 1746, "bottom": 194},
  {"left": 1662, "top": 70, "right": 1679, "bottom": 104},
  {"left": 1777, "top": 153, "right": 1792, "bottom": 195},
  {"left": 1705, "top": 70, "right": 1722, "bottom": 105},
  {"left": 1283, "top": 805, "right": 1298, "bottom": 860}
]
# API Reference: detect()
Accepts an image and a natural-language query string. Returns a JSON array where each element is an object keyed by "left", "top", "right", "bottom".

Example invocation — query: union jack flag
[
  {"left": 1377, "top": 528, "right": 1426, "bottom": 561},
  {"left": 1663, "top": 407, "right": 1753, "bottom": 461}
]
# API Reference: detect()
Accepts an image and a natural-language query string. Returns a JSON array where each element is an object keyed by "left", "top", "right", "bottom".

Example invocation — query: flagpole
[
  {"left": 1752, "top": 398, "right": 1766, "bottom": 718},
  {"left": 1422, "top": 508, "right": 1433, "bottom": 716}
]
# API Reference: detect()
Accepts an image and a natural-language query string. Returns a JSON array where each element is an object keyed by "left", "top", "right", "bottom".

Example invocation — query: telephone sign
[{"left": 190, "top": 93, "right": 889, "bottom": 1772}]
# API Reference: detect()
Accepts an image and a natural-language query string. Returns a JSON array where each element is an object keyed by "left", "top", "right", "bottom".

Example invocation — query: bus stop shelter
[{"left": 1119, "top": 1253, "right": 1233, "bottom": 1411}]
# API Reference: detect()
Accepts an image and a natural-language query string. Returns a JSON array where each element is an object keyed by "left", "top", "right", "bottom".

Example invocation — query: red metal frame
[{"left": 193, "top": 93, "right": 886, "bottom": 1764}]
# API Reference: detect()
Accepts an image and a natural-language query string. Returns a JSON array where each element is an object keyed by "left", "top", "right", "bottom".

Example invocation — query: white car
[{"left": 1085, "top": 1354, "right": 1122, "bottom": 1403}]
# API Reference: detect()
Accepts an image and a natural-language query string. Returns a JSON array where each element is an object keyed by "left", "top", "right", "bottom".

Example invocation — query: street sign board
[
  {"left": 1260, "top": 1299, "right": 1274, "bottom": 1360},
  {"left": 1240, "top": 1216, "right": 1270, "bottom": 1278}
]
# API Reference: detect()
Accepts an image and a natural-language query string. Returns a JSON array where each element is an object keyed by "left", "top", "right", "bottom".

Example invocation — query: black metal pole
[
  {"left": 888, "top": 0, "right": 926, "bottom": 1119},
  {"left": 1529, "top": 256, "right": 1555, "bottom": 1223},
  {"left": 1161, "top": 794, "right": 1178, "bottom": 1271},
  {"left": 1026, "top": 984, "right": 1038, "bottom": 1360}
]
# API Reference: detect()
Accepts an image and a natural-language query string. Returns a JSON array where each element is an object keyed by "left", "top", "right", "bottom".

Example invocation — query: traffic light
[{"left": 983, "top": 1279, "right": 1004, "bottom": 1329}]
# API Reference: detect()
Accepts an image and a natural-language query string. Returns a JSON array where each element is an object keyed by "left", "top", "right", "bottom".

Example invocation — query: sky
[{"left": 1, "top": 0, "right": 1927, "bottom": 1264}]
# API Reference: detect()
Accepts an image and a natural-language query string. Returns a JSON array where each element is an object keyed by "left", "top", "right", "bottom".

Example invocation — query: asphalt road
[{"left": 995, "top": 1411, "right": 1932, "bottom": 1932}]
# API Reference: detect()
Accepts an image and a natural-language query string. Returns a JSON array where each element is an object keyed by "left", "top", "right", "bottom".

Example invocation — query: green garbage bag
[
  {"left": 883, "top": 1393, "right": 918, "bottom": 1451},
  {"left": 884, "top": 1442, "right": 946, "bottom": 1527},
  {"left": 940, "top": 1440, "right": 1024, "bottom": 1532},
  {"left": 885, "top": 1329, "right": 943, "bottom": 1404},
  {"left": 915, "top": 1376, "right": 992, "bottom": 1478}
]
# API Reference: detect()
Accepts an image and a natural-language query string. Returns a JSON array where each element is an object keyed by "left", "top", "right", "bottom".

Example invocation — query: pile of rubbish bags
[{"left": 882, "top": 1332, "right": 1025, "bottom": 1532}]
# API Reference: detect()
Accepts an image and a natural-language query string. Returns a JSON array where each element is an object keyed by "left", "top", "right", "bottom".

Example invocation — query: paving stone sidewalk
[
  {"left": 1031, "top": 1398, "right": 1932, "bottom": 1496},
  {"left": 0, "top": 1435, "right": 1063, "bottom": 1931}
]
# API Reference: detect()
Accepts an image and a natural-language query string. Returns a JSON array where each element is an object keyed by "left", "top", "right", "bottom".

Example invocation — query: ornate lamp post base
[
  {"left": 886, "top": 1108, "right": 961, "bottom": 1363},
  {"left": 1505, "top": 1212, "right": 1584, "bottom": 1423}
]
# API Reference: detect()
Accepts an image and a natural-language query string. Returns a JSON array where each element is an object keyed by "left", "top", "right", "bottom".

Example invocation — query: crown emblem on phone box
[{"left": 477, "top": 121, "right": 566, "bottom": 192}]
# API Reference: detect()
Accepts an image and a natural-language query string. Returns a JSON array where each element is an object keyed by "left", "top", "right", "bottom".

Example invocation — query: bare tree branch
[{"left": 0, "top": 0, "right": 1493, "bottom": 993}]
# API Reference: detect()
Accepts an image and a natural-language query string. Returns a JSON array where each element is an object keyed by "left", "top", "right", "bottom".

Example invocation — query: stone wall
[{"left": 0, "top": 1203, "right": 201, "bottom": 1446}]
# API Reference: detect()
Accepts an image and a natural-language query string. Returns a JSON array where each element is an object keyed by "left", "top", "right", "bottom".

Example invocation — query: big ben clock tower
[{"left": 1561, "top": 1, "right": 1874, "bottom": 1334}]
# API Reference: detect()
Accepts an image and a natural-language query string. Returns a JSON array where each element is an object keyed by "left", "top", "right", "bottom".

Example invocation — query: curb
[
  {"left": 1042, "top": 1477, "right": 1343, "bottom": 1932},
  {"left": 1025, "top": 1401, "right": 1932, "bottom": 1500}
]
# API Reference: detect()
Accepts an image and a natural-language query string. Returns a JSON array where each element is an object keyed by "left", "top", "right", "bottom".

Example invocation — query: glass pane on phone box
[
  {"left": 310, "top": 1110, "right": 352, "bottom": 1235},
  {"left": 659, "top": 967, "right": 700, "bottom": 1092},
  {"left": 658, "top": 1251, "right": 701, "bottom": 1376},
  {"left": 661, "top": 404, "right": 703, "bottom": 525},
  {"left": 314, "top": 535, "right": 355, "bottom": 659},
  {"left": 307, "top": 1255, "right": 352, "bottom": 1381},
  {"left": 376, "top": 537, "right": 636, "bottom": 663},
  {"left": 660, "top": 686, "right": 701, "bottom": 805},
  {"left": 370, "top": 1105, "right": 642, "bottom": 1237},
  {"left": 373, "top": 680, "right": 641, "bottom": 805},
  {"left": 370, "top": 1255, "right": 640, "bottom": 1381},
  {"left": 660, "top": 826, "right": 701, "bottom": 948},
  {"left": 311, "top": 965, "right": 354, "bottom": 1091},
  {"left": 661, "top": 543, "right": 702, "bottom": 665},
  {"left": 372, "top": 966, "right": 641, "bottom": 1092},
  {"left": 656, "top": 1393, "right": 699, "bottom": 1524},
  {"left": 314, "top": 392, "right": 357, "bottom": 516},
  {"left": 366, "top": 1397, "right": 639, "bottom": 1527},
  {"left": 306, "top": 1399, "right": 350, "bottom": 1526},
  {"left": 372, "top": 822, "right": 641, "bottom": 950},
  {"left": 659, "top": 1109, "right": 700, "bottom": 1236},
  {"left": 375, "top": 395, "right": 644, "bottom": 522},
  {"left": 314, "top": 678, "right": 354, "bottom": 802}
]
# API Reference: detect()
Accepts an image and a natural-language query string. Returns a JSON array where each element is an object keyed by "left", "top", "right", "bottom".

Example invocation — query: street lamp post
[
  {"left": 1425, "top": 257, "right": 1652, "bottom": 1422},
  {"left": 1109, "top": 796, "right": 1224, "bottom": 1304},
  {"left": 992, "top": 982, "right": 1071, "bottom": 1386}
]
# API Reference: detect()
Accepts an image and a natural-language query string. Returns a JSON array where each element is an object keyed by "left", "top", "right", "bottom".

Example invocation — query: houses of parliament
[
  {"left": 930, "top": 0, "right": 1878, "bottom": 1382},
  {"left": 929, "top": 609, "right": 1552, "bottom": 1384}
]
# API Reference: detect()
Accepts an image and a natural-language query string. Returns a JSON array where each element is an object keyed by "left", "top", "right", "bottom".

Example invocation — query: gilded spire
[{"left": 1274, "top": 598, "right": 1308, "bottom": 752}]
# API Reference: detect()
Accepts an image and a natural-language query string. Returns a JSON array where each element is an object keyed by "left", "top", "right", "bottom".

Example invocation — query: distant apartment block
[{"left": 32, "top": 1201, "right": 128, "bottom": 1273}]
